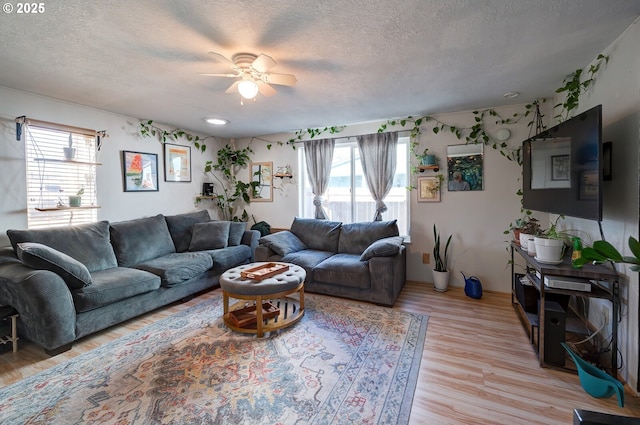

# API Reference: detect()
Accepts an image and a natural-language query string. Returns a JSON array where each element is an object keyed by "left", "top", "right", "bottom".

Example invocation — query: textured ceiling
[{"left": 0, "top": 0, "right": 638, "bottom": 138}]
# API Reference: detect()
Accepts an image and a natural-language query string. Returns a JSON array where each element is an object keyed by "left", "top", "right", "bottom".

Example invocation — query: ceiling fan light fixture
[
  {"left": 238, "top": 79, "right": 259, "bottom": 99},
  {"left": 205, "top": 117, "right": 229, "bottom": 125}
]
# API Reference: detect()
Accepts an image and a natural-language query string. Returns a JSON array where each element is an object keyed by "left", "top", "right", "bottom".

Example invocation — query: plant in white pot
[
  {"left": 534, "top": 216, "right": 567, "bottom": 264},
  {"left": 432, "top": 224, "right": 452, "bottom": 292}
]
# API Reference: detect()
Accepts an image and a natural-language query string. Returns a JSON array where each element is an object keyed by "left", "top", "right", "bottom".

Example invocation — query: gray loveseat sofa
[
  {"left": 255, "top": 218, "right": 406, "bottom": 306},
  {"left": 0, "top": 210, "right": 259, "bottom": 355}
]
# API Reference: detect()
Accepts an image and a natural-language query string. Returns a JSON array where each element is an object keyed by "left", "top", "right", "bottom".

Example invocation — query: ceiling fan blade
[
  {"left": 258, "top": 82, "right": 277, "bottom": 97},
  {"left": 208, "top": 51, "right": 235, "bottom": 67},
  {"left": 225, "top": 81, "right": 240, "bottom": 94},
  {"left": 264, "top": 73, "right": 297, "bottom": 86},
  {"left": 197, "top": 73, "right": 239, "bottom": 77},
  {"left": 252, "top": 54, "right": 277, "bottom": 73}
]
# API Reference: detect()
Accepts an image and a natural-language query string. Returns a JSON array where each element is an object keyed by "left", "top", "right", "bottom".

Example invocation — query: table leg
[
  {"left": 223, "top": 291, "right": 229, "bottom": 315},
  {"left": 256, "top": 295, "right": 263, "bottom": 337}
]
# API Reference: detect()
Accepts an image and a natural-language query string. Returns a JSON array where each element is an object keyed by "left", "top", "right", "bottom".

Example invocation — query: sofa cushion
[
  {"left": 338, "top": 220, "right": 400, "bottom": 254},
  {"left": 360, "top": 236, "right": 404, "bottom": 261},
  {"left": 110, "top": 214, "right": 176, "bottom": 267},
  {"left": 16, "top": 242, "right": 92, "bottom": 289},
  {"left": 259, "top": 231, "right": 307, "bottom": 256},
  {"left": 133, "top": 252, "right": 213, "bottom": 287},
  {"left": 313, "top": 254, "right": 371, "bottom": 289},
  {"left": 7, "top": 220, "right": 117, "bottom": 272},
  {"left": 205, "top": 245, "right": 253, "bottom": 271},
  {"left": 72, "top": 267, "right": 161, "bottom": 313},
  {"left": 228, "top": 222, "right": 247, "bottom": 246},
  {"left": 165, "top": 210, "right": 211, "bottom": 252},
  {"left": 281, "top": 249, "right": 334, "bottom": 281},
  {"left": 189, "top": 221, "right": 230, "bottom": 251},
  {"left": 290, "top": 218, "right": 342, "bottom": 252}
]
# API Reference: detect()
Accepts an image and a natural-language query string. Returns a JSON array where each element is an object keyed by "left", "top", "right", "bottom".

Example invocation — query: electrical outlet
[
  {"left": 422, "top": 253, "right": 430, "bottom": 264},
  {"left": 602, "top": 306, "right": 609, "bottom": 325}
]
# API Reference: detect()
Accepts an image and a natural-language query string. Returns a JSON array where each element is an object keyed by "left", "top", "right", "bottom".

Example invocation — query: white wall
[
  {"left": 552, "top": 19, "right": 640, "bottom": 392},
  {"left": 0, "top": 87, "right": 219, "bottom": 247},
  {"left": 239, "top": 104, "right": 534, "bottom": 294}
]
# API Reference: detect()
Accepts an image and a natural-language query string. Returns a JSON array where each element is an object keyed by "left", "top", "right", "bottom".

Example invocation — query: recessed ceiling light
[
  {"left": 503, "top": 92, "right": 520, "bottom": 99},
  {"left": 205, "top": 117, "right": 229, "bottom": 125}
]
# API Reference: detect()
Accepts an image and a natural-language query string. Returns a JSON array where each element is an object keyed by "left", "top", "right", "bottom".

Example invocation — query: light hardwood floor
[{"left": 1, "top": 281, "right": 638, "bottom": 424}]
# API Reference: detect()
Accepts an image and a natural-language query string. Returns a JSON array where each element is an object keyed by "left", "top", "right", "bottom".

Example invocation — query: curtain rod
[
  {"left": 16, "top": 116, "right": 98, "bottom": 137},
  {"left": 291, "top": 129, "right": 411, "bottom": 144}
]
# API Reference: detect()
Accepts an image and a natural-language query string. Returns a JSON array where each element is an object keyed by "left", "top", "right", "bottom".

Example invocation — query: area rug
[{"left": 0, "top": 294, "right": 427, "bottom": 424}]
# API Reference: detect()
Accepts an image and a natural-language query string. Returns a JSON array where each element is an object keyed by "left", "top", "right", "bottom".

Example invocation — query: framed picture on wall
[
  {"left": 122, "top": 150, "right": 159, "bottom": 192},
  {"left": 551, "top": 155, "right": 570, "bottom": 181},
  {"left": 164, "top": 143, "right": 191, "bottom": 182},
  {"left": 249, "top": 161, "right": 273, "bottom": 202},
  {"left": 417, "top": 176, "right": 441, "bottom": 202}
]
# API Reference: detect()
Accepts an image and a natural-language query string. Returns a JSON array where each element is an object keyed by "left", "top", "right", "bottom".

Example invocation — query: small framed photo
[
  {"left": 551, "top": 155, "right": 570, "bottom": 181},
  {"left": 122, "top": 150, "right": 159, "bottom": 192},
  {"left": 417, "top": 176, "right": 441, "bottom": 202},
  {"left": 164, "top": 143, "right": 191, "bottom": 182}
]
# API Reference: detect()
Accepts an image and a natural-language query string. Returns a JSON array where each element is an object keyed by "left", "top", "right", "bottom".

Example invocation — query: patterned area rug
[{"left": 0, "top": 294, "right": 427, "bottom": 424}]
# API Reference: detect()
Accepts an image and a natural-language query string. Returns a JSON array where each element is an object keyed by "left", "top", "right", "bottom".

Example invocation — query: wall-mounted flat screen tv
[{"left": 522, "top": 105, "right": 602, "bottom": 221}]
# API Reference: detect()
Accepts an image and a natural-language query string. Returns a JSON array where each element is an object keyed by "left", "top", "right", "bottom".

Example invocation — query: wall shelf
[
  {"left": 35, "top": 206, "right": 100, "bottom": 212},
  {"left": 418, "top": 165, "right": 439, "bottom": 172},
  {"left": 35, "top": 158, "right": 102, "bottom": 166}
]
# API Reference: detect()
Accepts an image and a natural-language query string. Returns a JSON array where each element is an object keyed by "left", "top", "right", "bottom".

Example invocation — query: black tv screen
[{"left": 522, "top": 105, "right": 603, "bottom": 221}]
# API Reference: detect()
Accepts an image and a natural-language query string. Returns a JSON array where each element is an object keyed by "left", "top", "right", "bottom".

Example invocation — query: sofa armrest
[
  {"left": 0, "top": 249, "right": 76, "bottom": 351},
  {"left": 241, "top": 230, "right": 261, "bottom": 261},
  {"left": 255, "top": 245, "right": 284, "bottom": 262},
  {"left": 367, "top": 245, "right": 406, "bottom": 306}
]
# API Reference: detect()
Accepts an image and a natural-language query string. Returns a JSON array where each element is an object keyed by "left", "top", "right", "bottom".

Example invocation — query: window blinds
[{"left": 24, "top": 122, "right": 99, "bottom": 228}]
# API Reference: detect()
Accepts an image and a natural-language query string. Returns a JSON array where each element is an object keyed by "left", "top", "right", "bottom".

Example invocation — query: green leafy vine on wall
[
  {"left": 139, "top": 120, "right": 211, "bottom": 153},
  {"left": 553, "top": 54, "right": 608, "bottom": 122},
  {"left": 265, "top": 125, "right": 346, "bottom": 150}
]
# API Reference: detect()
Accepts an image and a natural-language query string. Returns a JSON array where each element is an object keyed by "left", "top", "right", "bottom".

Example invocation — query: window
[
  {"left": 23, "top": 120, "right": 100, "bottom": 228},
  {"left": 300, "top": 136, "right": 409, "bottom": 235}
]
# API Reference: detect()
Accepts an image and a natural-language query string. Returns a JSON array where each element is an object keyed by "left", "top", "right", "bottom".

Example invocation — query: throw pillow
[
  {"left": 189, "top": 221, "right": 230, "bottom": 251},
  {"left": 259, "top": 231, "right": 307, "bottom": 256},
  {"left": 360, "top": 236, "right": 404, "bottom": 261},
  {"left": 228, "top": 222, "right": 246, "bottom": 246},
  {"left": 16, "top": 242, "right": 92, "bottom": 289}
]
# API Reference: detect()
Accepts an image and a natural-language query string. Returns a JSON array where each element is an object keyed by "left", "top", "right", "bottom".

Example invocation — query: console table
[{"left": 510, "top": 242, "right": 619, "bottom": 376}]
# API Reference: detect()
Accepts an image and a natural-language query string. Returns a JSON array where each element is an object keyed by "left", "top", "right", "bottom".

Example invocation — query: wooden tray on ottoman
[
  {"left": 240, "top": 263, "right": 289, "bottom": 281},
  {"left": 228, "top": 302, "right": 280, "bottom": 328}
]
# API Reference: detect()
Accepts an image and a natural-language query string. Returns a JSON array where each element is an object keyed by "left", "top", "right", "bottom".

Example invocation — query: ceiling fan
[{"left": 199, "top": 52, "right": 297, "bottom": 101}]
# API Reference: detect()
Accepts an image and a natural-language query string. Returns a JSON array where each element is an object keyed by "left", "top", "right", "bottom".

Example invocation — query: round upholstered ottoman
[{"left": 219, "top": 262, "right": 305, "bottom": 337}]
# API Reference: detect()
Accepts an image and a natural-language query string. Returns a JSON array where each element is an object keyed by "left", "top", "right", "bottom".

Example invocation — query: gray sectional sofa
[
  {"left": 0, "top": 210, "right": 259, "bottom": 355},
  {"left": 255, "top": 218, "right": 406, "bottom": 306}
]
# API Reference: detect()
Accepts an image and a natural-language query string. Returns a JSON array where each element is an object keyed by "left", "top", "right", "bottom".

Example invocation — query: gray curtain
[
  {"left": 357, "top": 132, "right": 398, "bottom": 221},
  {"left": 304, "top": 138, "right": 335, "bottom": 219}
]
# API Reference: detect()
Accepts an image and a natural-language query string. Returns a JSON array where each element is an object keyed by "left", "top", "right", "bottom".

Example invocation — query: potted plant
[
  {"left": 68, "top": 187, "right": 84, "bottom": 207},
  {"left": 573, "top": 236, "right": 640, "bottom": 270},
  {"left": 418, "top": 148, "right": 437, "bottom": 166},
  {"left": 63, "top": 133, "right": 76, "bottom": 160},
  {"left": 432, "top": 224, "right": 452, "bottom": 292},
  {"left": 534, "top": 216, "right": 567, "bottom": 263},
  {"left": 505, "top": 216, "right": 541, "bottom": 251}
]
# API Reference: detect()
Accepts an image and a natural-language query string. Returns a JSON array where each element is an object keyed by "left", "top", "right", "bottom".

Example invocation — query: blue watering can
[{"left": 461, "top": 272, "right": 482, "bottom": 299}]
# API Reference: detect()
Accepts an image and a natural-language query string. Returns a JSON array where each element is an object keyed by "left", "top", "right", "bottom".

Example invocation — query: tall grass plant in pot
[{"left": 432, "top": 224, "right": 452, "bottom": 292}]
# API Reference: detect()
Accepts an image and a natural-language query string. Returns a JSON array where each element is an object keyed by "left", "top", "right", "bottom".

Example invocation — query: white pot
[
  {"left": 519, "top": 233, "right": 530, "bottom": 250},
  {"left": 534, "top": 237, "right": 565, "bottom": 262},
  {"left": 525, "top": 235, "right": 536, "bottom": 256},
  {"left": 433, "top": 270, "right": 450, "bottom": 292}
]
